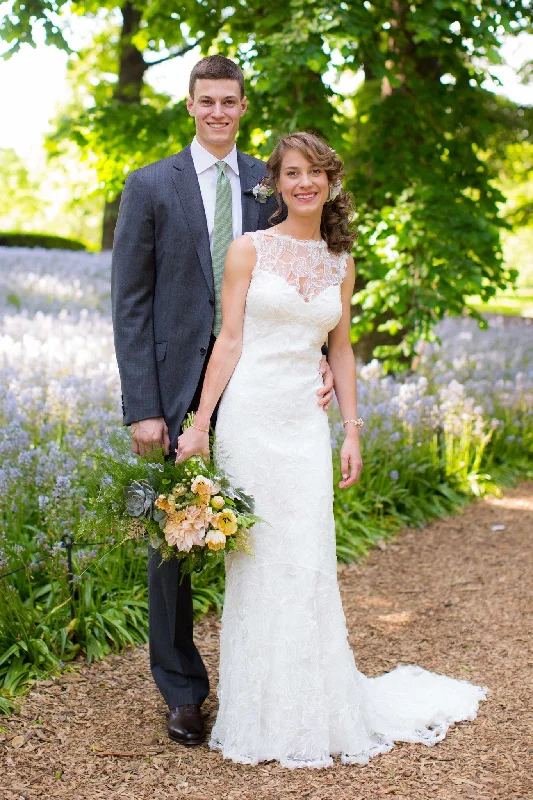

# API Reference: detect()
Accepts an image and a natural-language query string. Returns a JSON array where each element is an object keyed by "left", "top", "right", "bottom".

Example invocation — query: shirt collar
[{"left": 191, "top": 136, "right": 239, "bottom": 176}]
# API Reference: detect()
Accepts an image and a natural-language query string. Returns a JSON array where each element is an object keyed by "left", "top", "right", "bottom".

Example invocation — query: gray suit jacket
[{"left": 111, "top": 144, "right": 278, "bottom": 447}]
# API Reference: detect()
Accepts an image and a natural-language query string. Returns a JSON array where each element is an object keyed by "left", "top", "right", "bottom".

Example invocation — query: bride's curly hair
[{"left": 265, "top": 131, "right": 356, "bottom": 255}]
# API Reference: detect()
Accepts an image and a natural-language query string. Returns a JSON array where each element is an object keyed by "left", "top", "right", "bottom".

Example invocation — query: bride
[{"left": 176, "top": 131, "right": 487, "bottom": 769}]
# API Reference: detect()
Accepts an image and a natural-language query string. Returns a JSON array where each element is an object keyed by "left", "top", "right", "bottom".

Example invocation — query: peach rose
[
  {"left": 191, "top": 475, "right": 215, "bottom": 497},
  {"left": 186, "top": 504, "right": 208, "bottom": 524},
  {"left": 203, "top": 505, "right": 215, "bottom": 525},
  {"left": 163, "top": 505, "right": 207, "bottom": 552}
]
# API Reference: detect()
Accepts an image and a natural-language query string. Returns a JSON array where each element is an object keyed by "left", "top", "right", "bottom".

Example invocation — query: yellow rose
[
  {"left": 205, "top": 529, "right": 226, "bottom": 551},
  {"left": 216, "top": 509, "right": 238, "bottom": 537},
  {"left": 211, "top": 495, "right": 225, "bottom": 510}
]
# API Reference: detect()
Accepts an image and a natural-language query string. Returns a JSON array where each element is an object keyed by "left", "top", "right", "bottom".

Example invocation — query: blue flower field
[{"left": 1, "top": 247, "right": 531, "bottom": 709}]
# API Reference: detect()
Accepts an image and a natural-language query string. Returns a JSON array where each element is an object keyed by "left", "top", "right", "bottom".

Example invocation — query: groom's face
[{"left": 187, "top": 79, "right": 247, "bottom": 156}]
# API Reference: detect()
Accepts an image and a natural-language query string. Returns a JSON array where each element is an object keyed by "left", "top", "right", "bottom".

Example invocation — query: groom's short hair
[{"left": 189, "top": 56, "right": 245, "bottom": 99}]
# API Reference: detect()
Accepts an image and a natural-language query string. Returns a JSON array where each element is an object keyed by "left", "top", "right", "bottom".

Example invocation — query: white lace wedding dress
[{"left": 210, "top": 230, "right": 487, "bottom": 768}]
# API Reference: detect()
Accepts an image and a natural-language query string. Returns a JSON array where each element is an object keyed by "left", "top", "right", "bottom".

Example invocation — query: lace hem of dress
[{"left": 209, "top": 684, "right": 488, "bottom": 770}]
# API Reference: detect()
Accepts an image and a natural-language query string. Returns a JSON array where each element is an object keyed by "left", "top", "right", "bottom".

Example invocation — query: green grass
[{"left": 467, "top": 288, "right": 533, "bottom": 317}]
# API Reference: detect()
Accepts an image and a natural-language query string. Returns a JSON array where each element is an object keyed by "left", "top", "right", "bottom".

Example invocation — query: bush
[{"left": 0, "top": 232, "right": 87, "bottom": 250}]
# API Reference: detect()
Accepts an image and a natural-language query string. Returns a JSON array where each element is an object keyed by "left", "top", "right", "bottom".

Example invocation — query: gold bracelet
[
  {"left": 191, "top": 423, "right": 209, "bottom": 434},
  {"left": 342, "top": 418, "right": 364, "bottom": 429}
]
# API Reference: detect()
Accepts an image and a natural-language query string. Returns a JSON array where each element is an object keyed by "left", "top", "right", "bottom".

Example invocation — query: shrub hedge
[{"left": 0, "top": 232, "right": 87, "bottom": 250}]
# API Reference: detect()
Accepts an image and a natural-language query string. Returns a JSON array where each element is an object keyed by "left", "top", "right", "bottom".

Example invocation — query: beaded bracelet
[{"left": 342, "top": 418, "right": 364, "bottom": 429}]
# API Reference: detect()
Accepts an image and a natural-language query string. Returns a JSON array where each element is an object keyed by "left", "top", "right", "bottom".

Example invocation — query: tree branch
[{"left": 145, "top": 38, "right": 203, "bottom": 68}]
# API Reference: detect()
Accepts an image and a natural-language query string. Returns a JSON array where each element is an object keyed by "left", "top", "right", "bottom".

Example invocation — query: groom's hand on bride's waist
[
  {"left": 131, "top": 417, "right": 170, "bottom": 458},
  {"left": 317, "top": 356, "right": 334, "bottom": 411}
]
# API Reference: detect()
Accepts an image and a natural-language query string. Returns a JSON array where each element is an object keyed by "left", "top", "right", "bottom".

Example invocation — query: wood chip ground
[{"left": 2, "top": 483, "right": 532, "bottom": 800}]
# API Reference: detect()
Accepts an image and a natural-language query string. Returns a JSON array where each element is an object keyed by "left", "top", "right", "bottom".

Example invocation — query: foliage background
[
  {"left": 0, "top": 1, "right": 532, "bottom": 706},
  {"left": 1, "top": 1, "right": 532, "bottom": 359}
]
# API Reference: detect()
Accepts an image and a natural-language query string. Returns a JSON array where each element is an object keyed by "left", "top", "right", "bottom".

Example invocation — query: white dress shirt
[{"left": 190, "top": 136, "right": 243, "bottom": 251}]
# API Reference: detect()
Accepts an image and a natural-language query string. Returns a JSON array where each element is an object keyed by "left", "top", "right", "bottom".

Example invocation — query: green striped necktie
[{"left": 212, "top": 161, "right": 233, "bottom": 337}]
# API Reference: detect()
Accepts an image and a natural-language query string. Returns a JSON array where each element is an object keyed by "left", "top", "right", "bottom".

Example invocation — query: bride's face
[{"left": 277, "top": 149, "right": 329, "bottom": 217}]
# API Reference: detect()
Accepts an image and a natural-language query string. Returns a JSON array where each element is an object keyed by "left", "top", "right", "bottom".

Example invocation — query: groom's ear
[
  {"left": 186, "top": 96, "right": 194, "bottom": 116},
  {"left": 240, "top": 96, "right": 248, "bottom": 116}
]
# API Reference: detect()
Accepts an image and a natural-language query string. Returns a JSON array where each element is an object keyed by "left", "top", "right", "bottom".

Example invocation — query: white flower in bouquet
[{"left": 205, "top": 529, "right": 226, "bottom": 551}]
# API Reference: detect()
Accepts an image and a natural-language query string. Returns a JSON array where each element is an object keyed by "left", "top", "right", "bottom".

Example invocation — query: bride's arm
[
  {"left": 327, "top": 256, "right": 363, "bottom": 489},
  {"left": 175, "top": 235, "right": 256, "bottom": 462}
]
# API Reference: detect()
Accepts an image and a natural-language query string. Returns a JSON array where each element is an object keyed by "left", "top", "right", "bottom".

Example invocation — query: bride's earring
[{"left": 326, "top": 181, "right": 342, "bottom": 203}]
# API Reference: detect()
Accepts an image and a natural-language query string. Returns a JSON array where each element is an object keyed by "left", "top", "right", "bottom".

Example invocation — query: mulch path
[{"left": 2, "top": 483, "right": 532, "bottom": 800}]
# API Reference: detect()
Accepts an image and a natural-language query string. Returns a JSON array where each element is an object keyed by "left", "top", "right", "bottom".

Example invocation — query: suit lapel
[
  {"left": 171, "top": 146, "right": 214, "bottom": 297},
  {"left": 238, "top": 150, "right": 263, "bottom": 233}
]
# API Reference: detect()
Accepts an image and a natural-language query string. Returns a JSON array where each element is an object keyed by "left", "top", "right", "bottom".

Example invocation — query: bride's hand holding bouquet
[
  {"left": 80, "top": 416, "right": 259, "bottom": 579},
  {"left": 175, "top": 414, "right": 211, "bottom": 464}
]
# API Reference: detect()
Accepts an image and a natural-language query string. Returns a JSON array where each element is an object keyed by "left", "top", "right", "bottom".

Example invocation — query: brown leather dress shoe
[{"left": 167, "top": 704, "right": 206, "bottom": 746}]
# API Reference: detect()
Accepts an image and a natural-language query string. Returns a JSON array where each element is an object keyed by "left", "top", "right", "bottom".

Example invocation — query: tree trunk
[
  {"left": 352, "top": 326, "right": 407, "bottom": 365},
  {"left": 101, "top": 2, "right": 147, "bottom": 250},
  {"left": 101, "top": 196, "right": 122, "bottom": 253}
]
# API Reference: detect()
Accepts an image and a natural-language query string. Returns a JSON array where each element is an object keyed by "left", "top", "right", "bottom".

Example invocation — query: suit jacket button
[
  {"left": 200, "top": 347, "right": 207, "bottom": 355},
  {"left": 209, "top": 299, "right": 214, "bottom": 307}
]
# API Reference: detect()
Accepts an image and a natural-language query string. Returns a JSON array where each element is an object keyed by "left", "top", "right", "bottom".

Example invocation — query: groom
[{"left": 111, "top": 55, "right": 333, "bottom": 746}]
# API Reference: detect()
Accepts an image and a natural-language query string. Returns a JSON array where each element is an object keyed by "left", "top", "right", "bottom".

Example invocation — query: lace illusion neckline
[
  {"left": 265, "top": 230, "right": 326, "bottom": 247},
  {"left": 248, "top": 229, "right": 347, "bottom": 303}
]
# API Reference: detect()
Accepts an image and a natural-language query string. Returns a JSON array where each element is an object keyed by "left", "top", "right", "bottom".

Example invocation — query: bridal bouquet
[{"left": 79, "top": 424, "right": 258, "bottom": 577}]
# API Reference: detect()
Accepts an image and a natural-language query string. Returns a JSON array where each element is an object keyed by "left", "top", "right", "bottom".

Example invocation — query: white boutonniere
[{"left": 251, "top": 179, "right": 274, "bottom": 203}]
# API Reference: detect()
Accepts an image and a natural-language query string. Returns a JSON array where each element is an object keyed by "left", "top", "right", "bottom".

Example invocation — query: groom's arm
[{"left": 111, "top": 169, "right": 164, "bottom": 428}]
